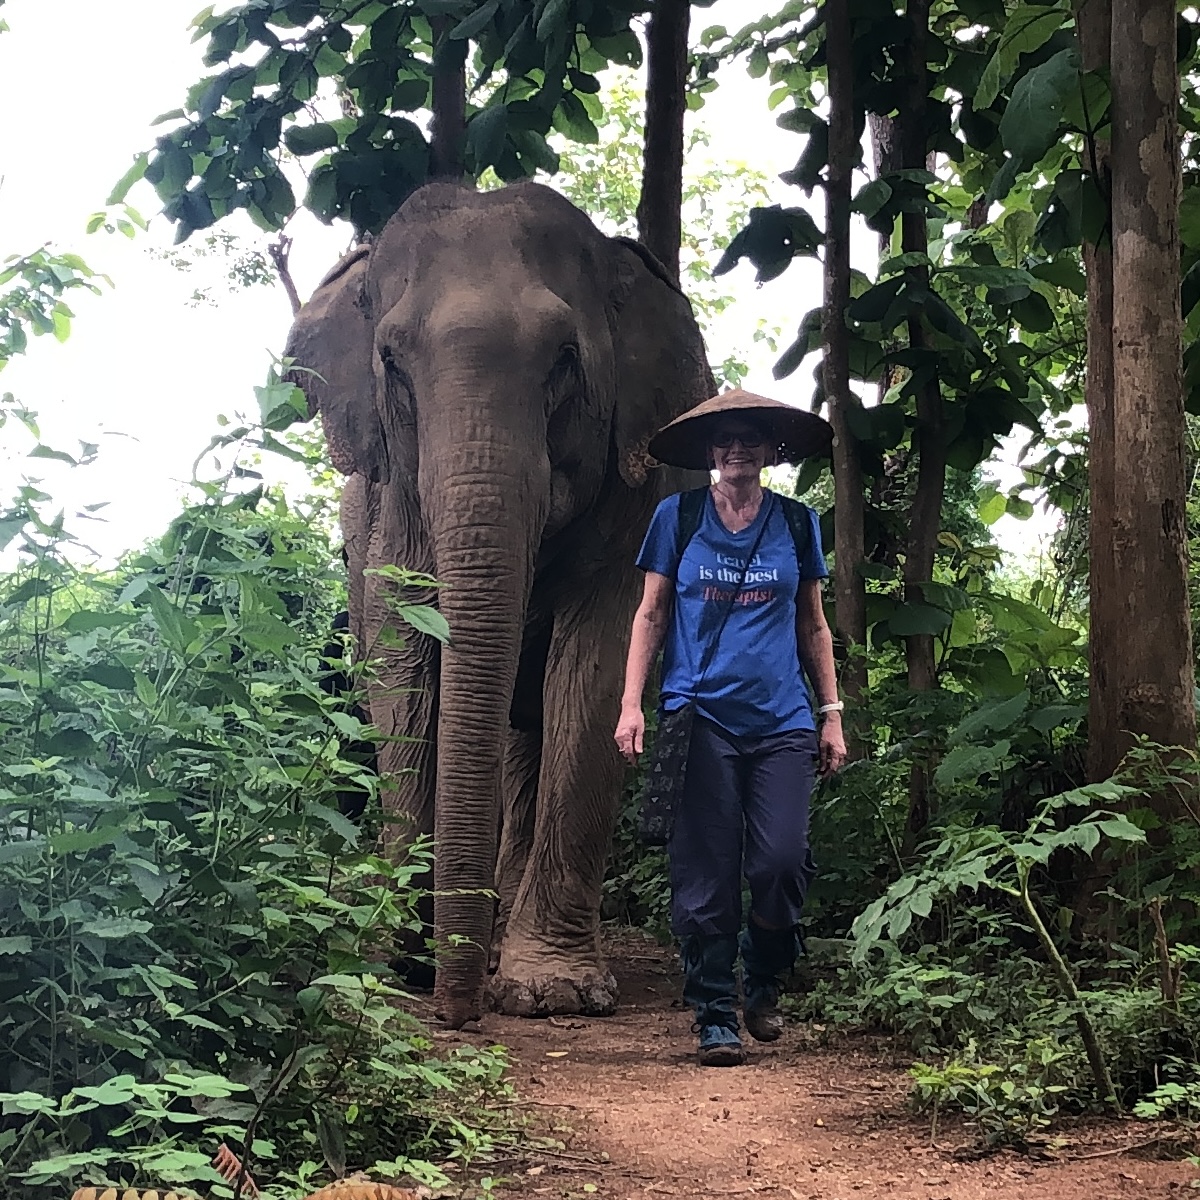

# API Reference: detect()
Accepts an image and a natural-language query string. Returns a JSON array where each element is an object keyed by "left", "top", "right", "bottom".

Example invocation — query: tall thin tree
[
  {"left": 899, "top": 0, "right": 945, "bottom": 842},
  {"left": 1073, "top": 0, "right": 1120, "bottom": 782},
  {"left": 823, "top": 0, "right": 867, "bottom": 703},
  {"left": 637, "top": 0, "right": 691, "bottom": 283},
  {"left": 1108, "top": 0, "right": 1197, "bottom": 783},
  {"left": 429, "top": 16, "right": 468, "bottom": 179}
]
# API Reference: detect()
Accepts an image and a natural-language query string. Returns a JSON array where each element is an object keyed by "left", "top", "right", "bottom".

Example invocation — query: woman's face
[{"left": 709, "top": 418, "right": 771, "bottom": 482}]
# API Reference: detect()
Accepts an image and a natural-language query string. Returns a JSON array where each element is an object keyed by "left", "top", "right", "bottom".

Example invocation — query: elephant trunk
[{"left": 422, "top": 409, "right": 548, "bottom": 1028}]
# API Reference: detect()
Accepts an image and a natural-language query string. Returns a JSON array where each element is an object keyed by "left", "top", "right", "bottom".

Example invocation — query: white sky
[{"left": 0, "top": 0, "right": 1051, "bottom": 564}]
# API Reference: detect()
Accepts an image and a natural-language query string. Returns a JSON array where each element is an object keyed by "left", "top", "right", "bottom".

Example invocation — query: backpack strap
[
  {"left": 777, "top": 493, "right": 815, "bottom": 568},
  {"left": 672, "top": 487, "right": 710, "bottom": 578}
]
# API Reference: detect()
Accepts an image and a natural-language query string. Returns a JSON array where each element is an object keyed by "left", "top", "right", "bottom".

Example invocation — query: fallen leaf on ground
[{"left": 546, "top": 1050, "right": 569, "bottom": 1057}]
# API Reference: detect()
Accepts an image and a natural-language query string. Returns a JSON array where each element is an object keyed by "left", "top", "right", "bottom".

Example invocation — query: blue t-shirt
[{"left": 636, "top": 489, "right": 828, "bottom": 738}]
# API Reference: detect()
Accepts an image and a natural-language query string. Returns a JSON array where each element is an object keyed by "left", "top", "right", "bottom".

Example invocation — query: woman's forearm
[
  {"left": 622, "top": 605, "right": 668, "bottom": 708},
  {"left": 798, "top": 621, "right": 839, "bottom": 707}
]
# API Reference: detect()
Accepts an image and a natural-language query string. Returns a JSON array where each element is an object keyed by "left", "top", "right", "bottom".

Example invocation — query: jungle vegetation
[{"left": 5, "top": 0, "right": 1200, "bottom": 1192}]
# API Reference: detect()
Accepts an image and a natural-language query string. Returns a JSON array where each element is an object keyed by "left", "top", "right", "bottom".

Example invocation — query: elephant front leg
[
  {"left": 492, "top": 726, "right": 541, "bottom": 971},
  {"left": 489, "top": 584, "right": 634, "bottom": 1018}
]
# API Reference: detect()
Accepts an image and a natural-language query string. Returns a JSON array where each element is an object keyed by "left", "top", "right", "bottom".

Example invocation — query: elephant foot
[
  {"left": 434, "top": 986, "right": 483, "bottom": 1030},
  {"left": 488, "top": 966, "right": 619, "bottom": 1018}
]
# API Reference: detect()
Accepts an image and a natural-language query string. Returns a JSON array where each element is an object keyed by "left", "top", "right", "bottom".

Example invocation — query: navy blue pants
[{"left": 668, "top": 716, "right": 818, "bottom": 938}]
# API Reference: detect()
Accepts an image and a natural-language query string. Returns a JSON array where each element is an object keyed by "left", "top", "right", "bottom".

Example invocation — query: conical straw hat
[{"left": 647, "top": 388, "right": 832, "bottom": 471}]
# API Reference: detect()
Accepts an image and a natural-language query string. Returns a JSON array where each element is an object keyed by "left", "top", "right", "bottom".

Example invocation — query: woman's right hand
[{"left": 614, "top": 702, "right": 645, "bottom": 764}]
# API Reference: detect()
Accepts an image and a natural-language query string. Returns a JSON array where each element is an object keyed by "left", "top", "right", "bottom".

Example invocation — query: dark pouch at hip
[{"left": 636, "top": 702, "right": 696, "bottom": 847}]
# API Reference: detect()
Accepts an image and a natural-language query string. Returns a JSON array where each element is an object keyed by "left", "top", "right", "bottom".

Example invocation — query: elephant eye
[
  {"left": 380, "top": 350, "right": 416, "bottom": 426},
  {"left": 545, "top": 343, "right": 582, "bottom": 415}
]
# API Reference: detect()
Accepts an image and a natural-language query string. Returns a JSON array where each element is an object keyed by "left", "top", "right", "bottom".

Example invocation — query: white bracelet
[{"left": 818, "top": 701, "right": 845, "bottom": 715}]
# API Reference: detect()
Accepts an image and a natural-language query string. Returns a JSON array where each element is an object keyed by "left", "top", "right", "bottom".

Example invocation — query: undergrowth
[
  {"left": 0, "top": 410, "right": 519, "bottom": 1198},
  {"left": 787, "top": 741, "right": 1200, "bottom": 1150}
]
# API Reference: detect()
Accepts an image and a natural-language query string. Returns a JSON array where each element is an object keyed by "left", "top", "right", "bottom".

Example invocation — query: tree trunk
[
  {"left": 1108, "top": 0, "right": 1197, "bottom": 778},
  {"left": 1074, "top": 0, "right": 1121, "bottom": 782},
  {"left": 868, "top": 114, "right": 901, "bottom": 398},
  {"left": 430, "top": 16, "right": 467, "bottom": 179},
  {"left": 637, "top": 0, "right": 690, "bottom": 283},
  {"left": 823, "top": 0, "right": 867, "bottom": 702},
  {"left": 899, "top": 0, "right": 944, "bottom": 846},
  {"left": 868, "top": 114, "right": 901, "bottom": 219}
]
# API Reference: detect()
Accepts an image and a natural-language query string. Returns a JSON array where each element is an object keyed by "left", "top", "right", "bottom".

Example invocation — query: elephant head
[{"left": 286, "top": 180, "right": 710, "bottom": 1024}]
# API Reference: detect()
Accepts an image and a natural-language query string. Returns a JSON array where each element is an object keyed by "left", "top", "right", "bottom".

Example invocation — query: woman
[{"left": 614, "top": 389, "right": 846, "bottom": 1067}]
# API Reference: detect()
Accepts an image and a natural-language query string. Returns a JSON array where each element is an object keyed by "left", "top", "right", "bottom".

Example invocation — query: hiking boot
[
  {"left": 743, "top": 1002, "right": 785, "bottom": 1043},
  {"left": 740, "top": 922, "right": 799, "bottom": 1044},
  {"left": 696, "top": 1023, "right": 745, "bottom": 1067},
  {"left": 680, "top": 933, "right": 741, "bottom": 1058}
]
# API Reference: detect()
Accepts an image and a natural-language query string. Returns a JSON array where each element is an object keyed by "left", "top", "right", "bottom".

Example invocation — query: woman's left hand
[{"left": 818, "top": 714, "right": 847, "bottom": 776}]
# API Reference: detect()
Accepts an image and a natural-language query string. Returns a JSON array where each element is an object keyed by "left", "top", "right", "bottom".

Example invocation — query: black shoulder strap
[
  {"left": 777, "top": 494, "right": 814, "bottom": 566},
  {"left": 673, "top": 487, "right": 710, "bottom": 577}
]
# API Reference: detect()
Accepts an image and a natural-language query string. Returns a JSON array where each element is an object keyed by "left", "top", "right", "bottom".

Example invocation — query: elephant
[{"left": 285, "top": 180, "right": 710, "bottom": 1028}]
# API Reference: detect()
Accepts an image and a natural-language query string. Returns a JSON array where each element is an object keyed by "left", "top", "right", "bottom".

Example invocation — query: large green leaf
[
  {"left": 284, "top": 122, "right": 340, "bottom": 156},
  {"left": 978, "top": 488, "right": 1007, "bottom": 525},
  {"left": 942, "top": 264, "right": 1036, "bottom": 293},
  {"left": 61, "top": 611, "right": 138, "bottom": 634},
  {"left": 144, "top": 585, "right": 199, "bottom": 655},
  {"left": 394, "top": 603, "right": 451, "bottom": 645},
  {"left": 976, "top": 4, "right": 1069, "bottom": 110},
  {"left": 845, "top": 403, "right": 906, "bottom": 449},
  {"left": 467, "top": 104, "right": 510, "bottom": 170},
  {"left": 106, "top": 152, "right": 149, "bottom": 206},
  {"left": 951, "top": 690, "right": 1030, "bottom": 744},
  {"left": 935, "top": 740, "right": 1012, "bottom": 789},
  {"left": 848, "top": 276, "right": 906, "bottom": 324},
  {"left": 552, "top": 92, "right": 598, "bottom": 144},
  {"left": 450, "top": 0, "right": 499, "bottom": 39},
  {"left": 1009, "top": 291, "right": 1057, "bottom": 333},
  {"left": 772, "top": 308, "right": 823, "bottom": 380},
  {"left": 887, "top": 603, "right": 952, "bottom": 637},
  {"left": 999, "top": 49, "right": 1079, "bottom": 170},
  {"left": 1181, "top": 189, "right": 1200, "bottom": 250}
]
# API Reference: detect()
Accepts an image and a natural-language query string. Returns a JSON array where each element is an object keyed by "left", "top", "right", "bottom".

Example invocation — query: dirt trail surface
[{"left": 433, "top": 932, "right": 1195, "bottom": 1200}]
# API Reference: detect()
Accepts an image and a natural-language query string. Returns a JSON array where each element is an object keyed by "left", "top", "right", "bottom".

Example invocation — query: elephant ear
[
  {"left": 284, "top": 246, "right": 389, "bottom": 482},
  {"left": 607, "top": 238, "right": 715, "bottom": 488}
]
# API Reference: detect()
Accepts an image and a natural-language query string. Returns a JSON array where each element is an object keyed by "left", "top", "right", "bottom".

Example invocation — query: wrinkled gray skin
[{"left": 286, "top": 181, "right": 709, "bottom": 1029}]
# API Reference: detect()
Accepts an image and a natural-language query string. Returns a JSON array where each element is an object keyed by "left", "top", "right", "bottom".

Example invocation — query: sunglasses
[{"left": 711, "top": 429, "right": 766, "bottom": 449}]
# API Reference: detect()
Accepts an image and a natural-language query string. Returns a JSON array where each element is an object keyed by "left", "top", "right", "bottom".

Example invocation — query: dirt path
[{"left": 440, "top": 932, "right": 1194, "bottom": 1199}]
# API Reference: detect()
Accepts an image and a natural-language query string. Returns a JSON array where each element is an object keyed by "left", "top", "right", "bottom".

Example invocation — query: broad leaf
[
  {"left": 976, "top": 4, "right": 1069, "bottom": 110},
  {"left": 887, "top": 603, "right": 952, "bottom": 637},
  {"left": 999, "top": 49, "right": 1079, "bottom": 170}
]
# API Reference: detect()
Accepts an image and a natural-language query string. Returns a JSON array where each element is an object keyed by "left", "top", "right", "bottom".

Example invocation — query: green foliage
[
  {"left": 0, "top": 407, "right": 512, "bottom": 1196},
  {"left": 603, "top": 708, "right": 671, "bottom": 940},
  {"left": 145, "top": 0, "right": 655, "bottom": 238},
  {"left": 701, "top": 0, "right": 1099, "bottom": 558},
  {"left": 848, "top": 783, "right": 1145, "bottom": 962},
  {"left": 0, "top": 248, "right": 105, "bottom": 370},
  {"left": 788, "top": 759, "right": 1200, "bottom": 1145},
  {"left": 1134, "top": 1073, "right": 1200, "bottom": 1122},
  {"left": 910, "top": 1055, "right": 1068, "bottom": 1147}
]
